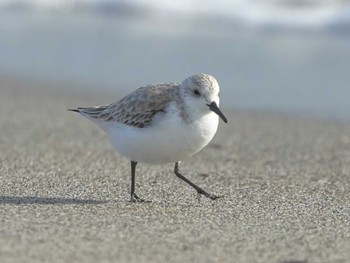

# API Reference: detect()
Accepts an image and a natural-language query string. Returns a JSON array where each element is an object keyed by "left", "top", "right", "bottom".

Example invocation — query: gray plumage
[{"left": 71, "top": 83, "right": 179, "bottom": 128}]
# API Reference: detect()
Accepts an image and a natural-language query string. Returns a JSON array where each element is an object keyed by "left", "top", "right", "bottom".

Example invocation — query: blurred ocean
[{"left": 1, "top": 0, "right": 350, "bottom": 119}]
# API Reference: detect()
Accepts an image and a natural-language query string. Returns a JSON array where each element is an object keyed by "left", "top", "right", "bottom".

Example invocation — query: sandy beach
[{"left": 0, "top": 76, "right": 349, "bottom": 263}]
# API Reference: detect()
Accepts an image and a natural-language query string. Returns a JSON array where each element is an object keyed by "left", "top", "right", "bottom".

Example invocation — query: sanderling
[{"left": 69, "top": 73, "right": 228, "bottom": 202}]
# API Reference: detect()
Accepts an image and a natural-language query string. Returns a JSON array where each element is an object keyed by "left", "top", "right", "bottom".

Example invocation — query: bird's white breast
[{"left": 106, "top": 103, "right": 219, "bottom": 164}]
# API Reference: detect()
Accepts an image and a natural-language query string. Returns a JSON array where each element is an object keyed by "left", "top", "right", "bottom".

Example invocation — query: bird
[{"left": 68, "top": 73, "right": 228, "bottom": 202}]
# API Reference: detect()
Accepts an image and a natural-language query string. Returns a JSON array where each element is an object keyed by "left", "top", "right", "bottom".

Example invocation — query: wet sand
[{"left": 0, "top": 76, "right": 349, "bottom": 263}]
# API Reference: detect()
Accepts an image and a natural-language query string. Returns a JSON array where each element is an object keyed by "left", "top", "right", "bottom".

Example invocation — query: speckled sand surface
[{"left": 0, "top": 76, "right": 349, "bottom": 263}]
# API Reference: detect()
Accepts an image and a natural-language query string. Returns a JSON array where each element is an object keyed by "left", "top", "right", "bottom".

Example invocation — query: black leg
[
  {"left": 173, "top": 162, "right": 220, "bottom": 200},
  {"left": 130, "top": 161, "right": 148, "bottom": 202}
]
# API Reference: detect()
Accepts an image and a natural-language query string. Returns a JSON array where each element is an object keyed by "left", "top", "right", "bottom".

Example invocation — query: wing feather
[{"left": 77, "top": 83, "right": 178, "bottom": 128}]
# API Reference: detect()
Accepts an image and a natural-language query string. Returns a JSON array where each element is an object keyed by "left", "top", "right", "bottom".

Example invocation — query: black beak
[{"left": 207, "top": 102, "right": 228, "bottom": 123}]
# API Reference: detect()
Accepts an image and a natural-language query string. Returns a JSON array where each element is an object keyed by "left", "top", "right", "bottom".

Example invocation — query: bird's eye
[{"left": 193, "top": 89, "right": 200, "bottom": 96}]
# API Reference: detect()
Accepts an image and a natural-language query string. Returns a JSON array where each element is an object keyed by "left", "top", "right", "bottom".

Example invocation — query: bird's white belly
[{"left": 107, "top": 111, "right": 219, "bottom": 164}]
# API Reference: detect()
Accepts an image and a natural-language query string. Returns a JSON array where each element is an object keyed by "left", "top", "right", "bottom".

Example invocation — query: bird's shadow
[{"left": 0, "top": 196, "right": 107, "bottom": 205}]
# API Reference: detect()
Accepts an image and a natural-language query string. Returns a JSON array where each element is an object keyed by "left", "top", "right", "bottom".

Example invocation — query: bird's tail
[
  {"left": 67, "top": 106, "right": 110, "bottom": 131},
  {"left": 67, "top": 108, "right": 80, "bottom": 113},
  {"left": 68, "top": 106, "right": 109, "bottom": 118}
]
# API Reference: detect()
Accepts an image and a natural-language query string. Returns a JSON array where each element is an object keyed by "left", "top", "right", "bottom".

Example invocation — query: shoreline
[{"left": 1, "top": 72, "right": 349, "bottom": 123}]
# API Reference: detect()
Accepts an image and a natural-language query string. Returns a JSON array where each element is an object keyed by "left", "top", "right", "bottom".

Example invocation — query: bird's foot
[
  {"left": 197, "top": 189, "right": 222, "bottom": 200},
  {"left": 130, "top": 193, "right": 151, "bottom": 203}
]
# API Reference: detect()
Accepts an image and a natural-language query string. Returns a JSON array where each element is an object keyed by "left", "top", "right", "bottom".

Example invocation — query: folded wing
[{"left": 73, "top": 83, "right": 177, "bottom": 128}]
